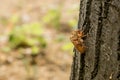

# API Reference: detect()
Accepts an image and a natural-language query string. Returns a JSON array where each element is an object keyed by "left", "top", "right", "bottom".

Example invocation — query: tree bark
[{"left": 70, "top": 0, "right": 120, "bottom": 80}]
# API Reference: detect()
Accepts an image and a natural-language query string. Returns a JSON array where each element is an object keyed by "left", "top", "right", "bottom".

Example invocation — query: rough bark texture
[{"left": 70, "top": 0, "right": 120, "bottom": 80}]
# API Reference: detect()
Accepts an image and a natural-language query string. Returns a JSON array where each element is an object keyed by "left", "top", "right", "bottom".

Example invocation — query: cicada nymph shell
[{"left": 70, "top": 30, "right": 86, "bottom": 53}]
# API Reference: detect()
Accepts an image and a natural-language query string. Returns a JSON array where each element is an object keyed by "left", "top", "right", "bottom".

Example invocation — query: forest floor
[{"left": 0, "top": 0, "right": 79, "bottom": 80}]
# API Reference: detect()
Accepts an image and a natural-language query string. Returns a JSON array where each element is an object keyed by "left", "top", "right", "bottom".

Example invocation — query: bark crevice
[
  {"left": 78, "top": 0, "right": 93, "bottom": 80},
  {"left": 82, "top": 0, "right": 92, "bottom": 34},
  {"left": 117, "top": 30, "right": 120, "bottom": 79},
  {"left": 70, "top": 51, "right": 78, "bottom": 80},
  {"left": 91, "top": 2, "right": 103, "bottom": 79},
  {"left": 103, "top": 0, "right": 111, "bottom": 18},
  {"left": 79, "top": 54, "right": 85, "bottom": 80}
]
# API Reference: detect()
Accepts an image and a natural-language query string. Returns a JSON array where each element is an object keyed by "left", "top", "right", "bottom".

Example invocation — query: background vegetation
[{"left": 0, "top": 0, "right": 79, "bottom": 80}]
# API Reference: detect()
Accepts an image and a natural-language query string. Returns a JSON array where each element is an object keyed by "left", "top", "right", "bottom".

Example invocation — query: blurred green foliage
[
  {"left": 0, "top": 2, "right": 79, "bottom": 79},
  {"left": 55, "top": 34, "right": 65, "bottom": 42},
  {"left": 1, "top": 46, "right": 11, "bottom": 53},
  {"left": 42, "top": 8, "right": 78, "bottom": 31},
  {"left": 61, "top": 42, "right": 73, "bottom": 54},
  {"left": 10, "top": 14, "right": 20, "bottom": 24},
  {"left": 0, "top": 4, "right": 79, "bottom": 55},
  {"left": 0, "top": 17, "right": 8, "bottom": 26},
  {"left": 68, "top": 19, "right": 77, "bottom": 28},
  {"left": 9, "top": 22, "right": 46, "bottom": 54},
  {"left": 42, "top": 8, "right": 61, "bottom": 29},
  {"left": 0, "top": 14, "right": 20, "bottom": 26}
]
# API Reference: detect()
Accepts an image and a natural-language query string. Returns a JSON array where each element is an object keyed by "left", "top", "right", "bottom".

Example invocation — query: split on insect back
[{"left": 70, "top": 29, "right": 86, "bottom": 54}]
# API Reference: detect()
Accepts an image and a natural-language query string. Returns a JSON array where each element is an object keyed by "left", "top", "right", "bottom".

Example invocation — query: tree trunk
[{"left": 70, "top": 0, "right": 120, "bottom": 80}]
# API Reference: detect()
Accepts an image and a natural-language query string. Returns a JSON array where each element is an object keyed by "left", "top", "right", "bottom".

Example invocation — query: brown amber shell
[{"left": 70, "top": 30, "right": 86, "bottom": 53}]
